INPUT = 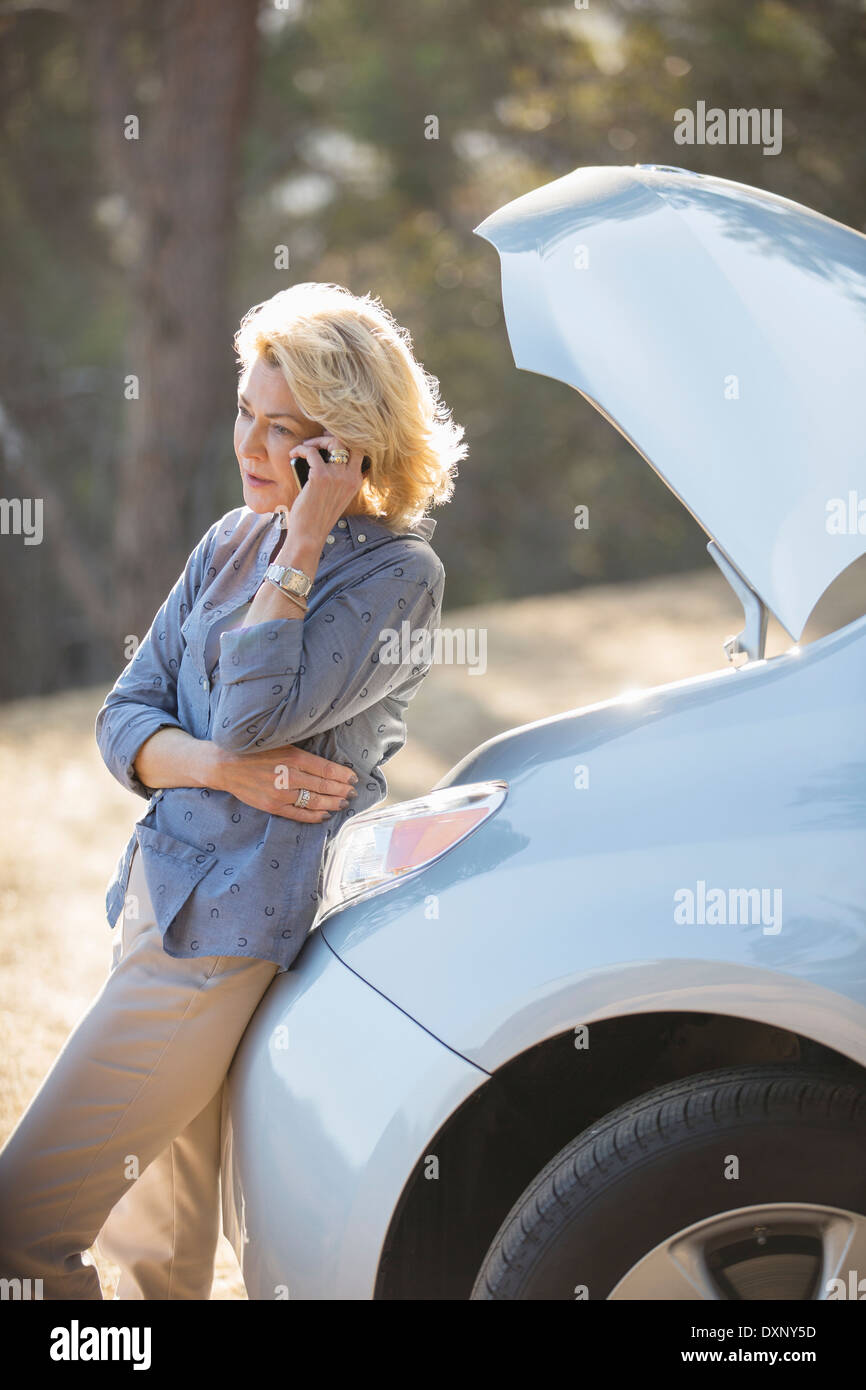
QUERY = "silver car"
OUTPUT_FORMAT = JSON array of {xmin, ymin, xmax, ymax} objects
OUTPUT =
[{"xmin": 221, "ymin": 165, "xmax": 866, "ymax": 1301}]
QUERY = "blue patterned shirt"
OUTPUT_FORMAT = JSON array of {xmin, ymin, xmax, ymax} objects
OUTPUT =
[{"xmin": 95, "ymin": 505, "xmax": 444, "ymax": 972}]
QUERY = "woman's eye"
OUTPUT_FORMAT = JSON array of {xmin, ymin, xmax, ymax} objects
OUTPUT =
[{"xmin": 236, "ymin": 405, "xmax": 294, "ymax": 439}]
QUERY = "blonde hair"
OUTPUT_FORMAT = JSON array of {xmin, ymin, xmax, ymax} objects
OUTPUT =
[{"xmin": 233, "ymin": 282, "xmax": 466, "ymax": 531}]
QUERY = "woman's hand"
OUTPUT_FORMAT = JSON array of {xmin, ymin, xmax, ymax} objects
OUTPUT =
[
  {"xmin": 209, "ymin": 740, "xmax": 359, "ymax": 821},
  {"xmin": 278, "ymin": 433, "xmax": 368, "ymax": 567},
  {"xmin": 242, "ymin": 433, "xmax": 369, "ymax": 625}
]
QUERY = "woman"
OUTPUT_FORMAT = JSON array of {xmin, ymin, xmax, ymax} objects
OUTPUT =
[{"xmin": 0, "ymin": 281, "xmax": 465, "ymax": 1299}]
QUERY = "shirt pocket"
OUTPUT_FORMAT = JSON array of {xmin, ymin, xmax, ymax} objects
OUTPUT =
[{"xmin": 133, "ymin": 821, "xmax": 218, "ymax": 933}]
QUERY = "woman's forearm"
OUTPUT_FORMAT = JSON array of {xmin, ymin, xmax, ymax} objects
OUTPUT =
[
  {"xmin": 130, "ymin": 721, "xmax": 357, "ymax": 822},
  {"xmin": 133, "ymin": 727, "xmax": 220, "ymax": 793},
  {"xmin": 241, "ymin": 534, "xmax": 322, "ymax": 627}
]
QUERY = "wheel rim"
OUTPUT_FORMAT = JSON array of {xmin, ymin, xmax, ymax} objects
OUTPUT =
[{"xmin": 608, "ymin": 1203, "xmax": 866, "ymax": 1300}]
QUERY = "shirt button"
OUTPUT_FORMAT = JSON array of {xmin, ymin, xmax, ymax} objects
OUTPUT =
[
  {"xmin": 337, "ymin": 518, "xmax": 348, "ymax": 528},
  {"xmin": 357, "ymin": 533, "xmax": 366, "ymax": 542},
  {"xmin": 325, "ymin": 534, "xmax": 336, "ymax": 545},
  {"xmin": 200, "ymin": 676, "xmax": 209, "ymax": 689}
]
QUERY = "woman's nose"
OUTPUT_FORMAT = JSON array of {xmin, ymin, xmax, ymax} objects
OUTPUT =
[{"xmin": 239, "ymin": 419, "xmax": 267, "ymax": 458}]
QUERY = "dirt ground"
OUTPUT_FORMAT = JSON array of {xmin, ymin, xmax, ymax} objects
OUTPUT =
[{"xmin": 1, "ymin": 560, "xmax": 861, "ymax": 1298}]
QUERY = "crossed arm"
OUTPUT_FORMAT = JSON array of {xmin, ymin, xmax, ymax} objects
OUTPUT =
[{"xmin": 95, "ymin": 518, "xmax": 442, "ymax": 820}]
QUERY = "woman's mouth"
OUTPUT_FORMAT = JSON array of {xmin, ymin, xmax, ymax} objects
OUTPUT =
[{"xmin": 243, "ymin": 470, "xmax": 273, "ymax": 488}]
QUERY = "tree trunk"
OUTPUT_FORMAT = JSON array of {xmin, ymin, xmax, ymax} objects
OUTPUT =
[{"xmin": 85, "ymin": 0, "xmax": 260, "ymax": 639}]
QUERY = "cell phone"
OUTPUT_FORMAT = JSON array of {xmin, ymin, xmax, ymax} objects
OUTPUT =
[{"xmin": 290, "ymin": 447, "xmax": 372, "ymax": 490}]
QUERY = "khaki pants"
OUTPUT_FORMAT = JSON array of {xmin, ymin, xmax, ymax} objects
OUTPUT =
[{"xmin": 0, "ymin": 844, "xmax": 278, "ymax": 1300}]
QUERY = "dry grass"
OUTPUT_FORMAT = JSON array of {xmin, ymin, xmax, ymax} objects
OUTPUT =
[{"xmin": 1, "ymin": 561, "xmax": 861, "ymax": 1298}]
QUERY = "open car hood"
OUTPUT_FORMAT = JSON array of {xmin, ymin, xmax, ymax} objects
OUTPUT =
[{"xmin": 474, "ymin": 165, "xmax": 866, "ymax": 640}]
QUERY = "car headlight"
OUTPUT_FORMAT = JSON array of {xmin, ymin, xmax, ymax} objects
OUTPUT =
[{"xmin": 315, "ymin": 779, "xmax": 508, "ymax": 922}]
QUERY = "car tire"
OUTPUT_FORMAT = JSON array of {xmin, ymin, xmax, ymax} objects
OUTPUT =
[{"xmin": 470, "ymin": 1064, "xmax": 866, "ymax": 1300}]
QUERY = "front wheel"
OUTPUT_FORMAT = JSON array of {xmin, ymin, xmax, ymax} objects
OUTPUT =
[{"xmin": 471, "ymin": 1064, "xmax": 866, "ymax": 1300}]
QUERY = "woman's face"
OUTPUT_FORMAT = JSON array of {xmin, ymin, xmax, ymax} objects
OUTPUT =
[{"xmin": 234, "ymin": 356, "xmax": 324, "ymax": 515}]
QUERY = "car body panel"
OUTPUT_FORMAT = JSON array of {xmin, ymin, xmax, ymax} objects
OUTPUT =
[
  {"xmin": 474, "ymin": 164, "xmax": 866, "ymax": 639},
  {"xmin": 321, "ymin": 614, "xmax": 866, "ymax": 1072},
  {"xmin": 221, "ymin": 929, "xmax": 487, "ymax": 1300}
]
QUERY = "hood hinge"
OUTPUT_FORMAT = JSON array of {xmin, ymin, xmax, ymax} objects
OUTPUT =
[{"xmin": 707, "ymin": 541, "xmax": 768, "ymax": 666}]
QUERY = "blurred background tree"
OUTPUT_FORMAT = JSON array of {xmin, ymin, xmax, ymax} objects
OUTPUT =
[{"xmin": 0, "ymin": 0, "xmax": 863, "ymax": 697}]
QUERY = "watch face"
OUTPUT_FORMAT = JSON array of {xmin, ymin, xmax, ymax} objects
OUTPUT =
[
  {"xmin": 266, "ymin": 564, "xmax": 309, "ymax": 597},
  {"xmin": 283, "ymin": 569, "xmax": 310, "ymax": 596}
]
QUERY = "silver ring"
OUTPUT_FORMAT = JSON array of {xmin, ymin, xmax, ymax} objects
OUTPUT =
[
  {"xmin": 294, "ymin": 787, "xmax": 311, "ymax": 808},
  {"xmin": 328, "ymin": 447, "xmax": 350, "ymax": 466}
]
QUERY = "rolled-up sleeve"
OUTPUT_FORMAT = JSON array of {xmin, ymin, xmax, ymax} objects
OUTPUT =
[
  {"xmin": 94, "ymin": 521, "xmax": 219, "ymax": 797},
  {"xmin": 211, "ymin": 565, "xmax": 443, "ymax": 754}
]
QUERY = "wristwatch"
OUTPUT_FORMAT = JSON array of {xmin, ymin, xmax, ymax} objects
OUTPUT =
[{"xmin": 264, "ymin": 562, "xmax": 313, "ymax": 601}]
